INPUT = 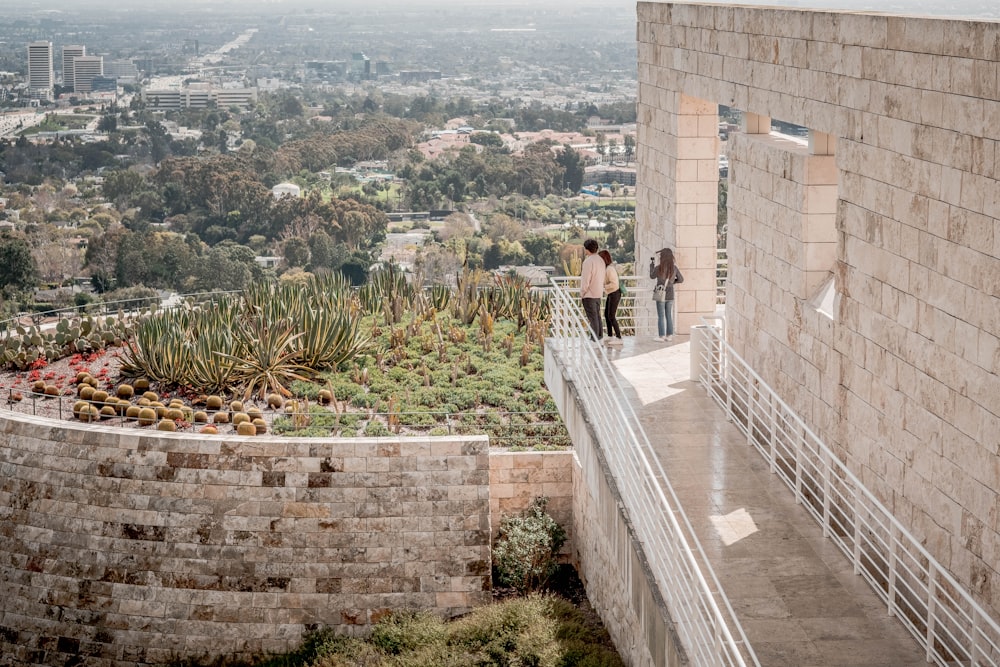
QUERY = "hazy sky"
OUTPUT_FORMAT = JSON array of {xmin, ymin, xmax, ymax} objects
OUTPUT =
[{"xmin": 9, "ymin": 0, "xmax": 1000, "ymax": 19}]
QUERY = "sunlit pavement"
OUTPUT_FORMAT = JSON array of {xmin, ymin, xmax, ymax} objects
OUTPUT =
[{"xmin": 598, "ymin": 335, "xmax": 926, "ymax": 666}]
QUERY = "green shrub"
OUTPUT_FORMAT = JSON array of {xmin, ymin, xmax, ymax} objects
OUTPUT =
[
  {"xmin": 370, "ymin": 611, "xmax": 447, "ymax": 655},
  {"xmin": 352, "ymin": 392, "xmax": 380, "ymax": 409},
  {"xmin": 493, "ymin": 497, "xmax": 567, "ymax": 594},
  {"xmin": 364, "ymin": 420, "xmax": 390, "ymax": 436},
  {"xmin": 288, "ymin": 380, "xmax": 320, "ymax": 399}
]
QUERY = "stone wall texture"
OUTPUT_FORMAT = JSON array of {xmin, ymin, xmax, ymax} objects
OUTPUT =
[
  {"xmin": 0, "ymin": 413, "xmax": 492, "ymax": 666},
  {"xmin": 638, "ymin": 1, "xmax": 1000, "ymax": 620},
  {"xmin": 489, "ymin": 451, "xmax": 574, "ymax": 551}
]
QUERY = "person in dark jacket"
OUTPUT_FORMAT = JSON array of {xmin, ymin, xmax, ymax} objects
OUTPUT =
[{"xmin": 649, "ymin": 247, "xmax": 684, "ymax": 341}]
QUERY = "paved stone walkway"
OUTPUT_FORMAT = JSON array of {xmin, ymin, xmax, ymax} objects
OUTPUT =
[{"xmin": 598, "ymin": 334, "xmax": 927, "ymax": 667}]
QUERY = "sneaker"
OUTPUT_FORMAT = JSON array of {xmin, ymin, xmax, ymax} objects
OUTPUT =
[
  {"xmin": 654, "ymin": 336, "xmax": 664, "ymax": 342},
  {"xmin": 666, "ymin": 335, "xmax": 674, "ymax": 342},
  {"xmin": 607, "ymin": 338, "xmax": 623, "ymax": 347}
]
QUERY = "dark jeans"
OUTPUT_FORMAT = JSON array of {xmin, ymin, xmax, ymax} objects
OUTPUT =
[
  {"xmin": 604, "ymin": 289, "xmax": 621, "ymax": 339},
  {"xmin": 582, "ymin": 297, "xmax": 603, "ymax": 340}
]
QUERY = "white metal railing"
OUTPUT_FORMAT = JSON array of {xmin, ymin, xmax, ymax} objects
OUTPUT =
[
  {"xmin": 717, "ymin": 246, "xmax": 728, "ymax": 306},
  {"xmin": 548, "ymin": 275, "xmax": 657, "ymax": 337},
  {"xmin": 548, "ymin": 278, "xmax": 759, "ymax": 667},
  {"xmin": 695, "ymin": 322, "xmax": 1000, "ymax": 667}
]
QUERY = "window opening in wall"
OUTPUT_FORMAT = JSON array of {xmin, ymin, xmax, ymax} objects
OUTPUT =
[
  {"xmin": 771, "ymin": 118, "xmax": 810, "ymax": 139},
  {"xmin": 717, "ymin": 105, "xmax": 739, "ymax": 307}
]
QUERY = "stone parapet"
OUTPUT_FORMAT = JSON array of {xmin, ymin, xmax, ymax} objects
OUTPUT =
[{"xmin": 0, "ymin": 412, "xmax": 492, "ymax": 666}]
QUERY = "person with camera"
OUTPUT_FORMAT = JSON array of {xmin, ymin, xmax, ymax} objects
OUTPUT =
[{"xmin": 649, "ymin": 247, "xmax": 684, "ymax": 342}]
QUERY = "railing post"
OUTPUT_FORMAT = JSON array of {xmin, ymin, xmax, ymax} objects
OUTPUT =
[
  {"xmin": 927, "ymin": 566, "xmax": 937, "ymax": 663},
  {"xmin": 768, "ymin": 395, "xmax": 778, "ymax": 472},
  {"xmin": 794, "ymin": 428, "xmax": 803, "ymax": 503},
  {"xmin": 822, "ymin": 449, "xmax": 831, "ymax": 539},
  {"xmin": 852, "ymin": 487, "xmax": 862, "ymax": 576},
  {"xmin": 887, "ymin": 523, "xmax": 897, "ymax": 616}
]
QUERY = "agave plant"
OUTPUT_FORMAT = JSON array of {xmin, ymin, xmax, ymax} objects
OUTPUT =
[
  {"xmin": 188, "ymin": 327, "xmax": 241, "ymax": 394},
  {"xmin": 221, "ymin": 315, "xmax": 313, "ymax": 399},
  {"xmin": 296, "ymin": 305, "xmax": 371, "ymax": 371}
]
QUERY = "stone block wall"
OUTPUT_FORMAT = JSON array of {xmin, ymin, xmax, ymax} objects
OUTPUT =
[
  {"xmin": 0, "ymin": 413, "xmax": 491, "ymax": 666},
  {"xmin": 489, "ymin": 451, "xmax": 575, "ymax": 555},
  {"xmin": 638, "ymin": 1, "xmax": 1000, "ymax": 618}
]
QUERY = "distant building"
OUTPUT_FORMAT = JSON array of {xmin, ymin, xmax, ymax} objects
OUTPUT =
[
  {"xmin": 72, "ymin": 55, "xmax": 104, "ymax": 93},
  {"xmin": 103, "ymin": 60, "xmax": 138, "ymax": 82},
  {"xmin": 583, "ymin": 165, "xmax": 636, "ymax": 187},
  {"xmin": 213, "ymin": 87, "xmax": 257, "ymax": 109},
  {"xmin": 272, "ymin": 182, "xmax": 301, "ymax": 199},
  {"xmin": 304, "ymin": 60, "xmax": 347, "ymax": 81},
  {"xmin": 142, "ymin": 85, "xmax": 257, "ymax": 110},
  {"xmin": 27, "ymin": 41, "xmax": 54, "ymax": 100},
  {"xmin": 399, "ymin": 70, "xmax": 442, "ymax": 84},
  {"xmin": 351, "ymin": 53, "xmax": 371, "ymax": 80},
  {"xmin": 90, "ymin": 76, "xmax": 117, "ymax": 94},
  {"xmin": 61, "ymin": 45, "xmax": 85, "ymax": 91}
]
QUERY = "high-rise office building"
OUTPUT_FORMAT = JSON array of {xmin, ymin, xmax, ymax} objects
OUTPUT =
[
  {"xmin": 27, "ymin": 41, "xmax": 54, "ymax": 100},
  {"xmin": 103, "ymin": 59, "xmax": 138, "ymax": 82},
  {"xmin": 72, "ymin": 55, "xmax": 103, "ymax": 93},
  {"xmin": 62, "ymin": 45, "xmax": 85, "ymax": 91}
]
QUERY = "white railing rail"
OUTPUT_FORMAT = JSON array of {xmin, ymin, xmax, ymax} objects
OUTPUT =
[
  {"xmin": 548, "ymin": 277, "xmax": 759, "ymax": 667},
  {"xmin": 695, "ymin": 322, "xmax": 1000, "ymax": 667}
]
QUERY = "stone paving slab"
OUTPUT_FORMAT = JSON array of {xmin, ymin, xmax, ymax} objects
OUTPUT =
[{"xmin": 599, "ymin": 335, "xmax": 926, "ymax": 667}]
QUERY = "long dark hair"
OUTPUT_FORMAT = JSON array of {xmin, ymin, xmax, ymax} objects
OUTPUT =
[
  {"xmin": 598, "ymin": 249, "xmax": 613, "ymax": 267},
  {"xmin": 656, "ymin": 248, "xmax": 675, "ymax": 281}
]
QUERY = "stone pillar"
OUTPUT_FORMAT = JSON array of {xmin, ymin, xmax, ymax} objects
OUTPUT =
[
  {"xmin": 742, "ymin": 113, "xmax": 770, "ymax": 135},
  {"xmin": 674, "ymin": 95, "xmax": 720, "ymax": 332},
  {"xmin": 801, "ymin": 131, "xmax": 838, "ymax": 299},
  {"xmin": 636, "ymin": 89, "xmax": 719, "ymax": 333}
]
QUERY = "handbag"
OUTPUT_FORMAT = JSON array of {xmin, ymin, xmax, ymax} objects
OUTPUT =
[{"xmin": 652, "ymin": 284, "xmax": 666, "ymax": 302}]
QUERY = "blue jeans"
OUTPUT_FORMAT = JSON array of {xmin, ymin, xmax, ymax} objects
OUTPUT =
[{"xmin": 655, "ymin": 299, "xmax": 675, "ymax": 337}]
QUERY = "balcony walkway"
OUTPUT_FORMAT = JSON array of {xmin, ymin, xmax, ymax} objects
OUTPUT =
[{"xmin": 594, "ymin": 333, "xmax": 926, "ymax": 667}]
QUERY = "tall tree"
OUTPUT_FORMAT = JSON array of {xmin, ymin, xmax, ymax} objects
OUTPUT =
[{"xmin": 0, "ymin": 233, "xmax": 38, "ymax": 296}]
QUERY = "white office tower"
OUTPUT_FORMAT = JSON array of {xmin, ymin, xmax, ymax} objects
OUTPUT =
[
  {"xmin": 62, "ymin": 45, "xmax": 85, "ymax": 91},
  {"xmin": 72, "ymin": 55, "xmax": 104, "ymax": 93},
  {"xmin": 27, "ymin": 41, "xmax": 54, "ymax": 100}
]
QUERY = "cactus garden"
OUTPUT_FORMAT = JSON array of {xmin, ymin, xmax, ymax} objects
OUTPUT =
[{"xmin": 0, "ymin": 267, "xmax": 569, "ymax": 450}]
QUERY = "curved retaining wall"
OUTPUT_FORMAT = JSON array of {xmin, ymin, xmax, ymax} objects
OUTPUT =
[{"xmin": 0, "ymin": 412, "xmax": 492, "ymax": 665}]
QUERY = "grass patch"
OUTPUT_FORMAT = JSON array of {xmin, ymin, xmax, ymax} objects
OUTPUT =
[{"xmin": 176, "ymin": 594, "xmax": 622, "ymax": 667}]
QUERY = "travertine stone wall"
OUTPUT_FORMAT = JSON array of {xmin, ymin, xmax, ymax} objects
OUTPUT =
[
  {"xmin": 0, "ymin": 413, "xmax": 491, "ymax": 666},
  {"xmin": 489, "ymin": 451, "xmax": 575, "ymax": 552},
  {"xmin": 638, "ymin": 1, "xmax": 1000, "ymax": 618},
  {"xmin": 637, "ymin": 92, "xmax": 720, "ymax": 333},
  {"xmin": 545, "ymin": 346, "xmax": 684, "ymax": 667}
]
